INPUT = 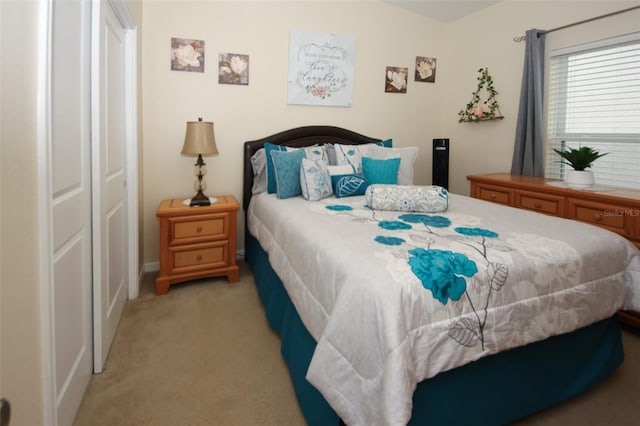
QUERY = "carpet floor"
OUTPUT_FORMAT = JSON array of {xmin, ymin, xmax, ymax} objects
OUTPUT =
[{"xmin": 73, "ymin": 260, "xmax": 640, "ymax": 425}]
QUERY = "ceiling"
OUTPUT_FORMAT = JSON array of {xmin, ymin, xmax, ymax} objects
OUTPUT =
[{"xmin": 382, "ymin": 0, "xmax": 501, "ymax": 22}]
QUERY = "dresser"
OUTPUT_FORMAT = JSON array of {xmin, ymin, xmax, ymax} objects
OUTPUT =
[
  {"xmin": 156, "ymin": 196, "xmax": 240, "ymax": 295},
  {"xmin": 467, "ymin": 173, "xmax": 640, "ymax": 328}
]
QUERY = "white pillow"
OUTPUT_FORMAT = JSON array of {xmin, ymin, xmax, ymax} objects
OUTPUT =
[
  {"xmin": 333, "ymin": 143, "xmax": 383, "ymax": 172},
  {"xmin": 250, "ymin": 148, "xmax": 267, "ymax": 194},
  {"xmin": 300, "ymin": 159, "xmax": 333, "ymax": 201},
  {"xmin": 362, "ymin": 145, "xmax": 418, "ymax": 185},
  {"xmin": 365, "ymin": 184, "xmax": 448, "ymax": 212}
]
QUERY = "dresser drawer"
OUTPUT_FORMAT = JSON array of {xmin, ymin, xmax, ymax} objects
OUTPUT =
[
  {"xmin": 170, "ymin": 241, "xmax": 229, "ymax": 272},
  {"xmin": 567, "ymin": 198, "xmax": 633, "ymax": 238},
  {"xmin": 169, "ymin": 212, "xmax": 229, "ymax": 245},
  {"xmin": 476, "ymin": 184, "xmax": 512, "ymax": 206},
  {"xmin": 515, "ymin": 190, "xmax": 564, "ymax": 216}
]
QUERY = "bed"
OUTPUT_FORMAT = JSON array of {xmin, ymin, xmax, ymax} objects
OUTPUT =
[{"xmin": 242, "ymin": 125, "xmax": 640, "ymax": 426}]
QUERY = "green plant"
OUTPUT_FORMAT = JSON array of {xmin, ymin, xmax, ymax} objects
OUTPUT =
[
  {"xmin": 553, "ymin": 146, "xmax": 608, "ymax": 171},
  {"xmin": 458, "ymin": 68, "xmax": 502, "ymax": 122}
]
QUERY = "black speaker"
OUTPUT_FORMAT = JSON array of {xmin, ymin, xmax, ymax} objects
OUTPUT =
[{"xmin": 432, "ymin": 138, "xmax": 449, "ymax": 189}]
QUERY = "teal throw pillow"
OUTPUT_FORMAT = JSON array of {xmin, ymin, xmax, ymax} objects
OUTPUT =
[
  {"xmin": 270, "ymin": 149, "xmax": 307, "ymax": 199},
  {"xmin": 331, "ymin": 173, "xmax": 369, "ymax": 198},
  {"xmin": 264, "ymin": 143, "xmax": 287, "ymax": 194},
  {"xmin": 362, "ymin": 157, "xmax": 400, "ymax": 184}
]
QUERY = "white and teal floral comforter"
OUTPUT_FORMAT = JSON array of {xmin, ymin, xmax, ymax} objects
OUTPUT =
[{"xmin": 247, "ymin": 192, "xmax": 640, "ymax": 426}]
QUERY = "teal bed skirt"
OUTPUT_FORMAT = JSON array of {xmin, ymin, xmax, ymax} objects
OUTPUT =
[{"xmin": 246, "ymin": 233, "xmax": 624, "ymax": 426}]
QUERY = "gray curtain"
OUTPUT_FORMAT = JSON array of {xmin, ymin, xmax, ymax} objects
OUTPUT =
[{"xmin": 510, "ymin": 29, "xmax": 545, "ymax": 176}]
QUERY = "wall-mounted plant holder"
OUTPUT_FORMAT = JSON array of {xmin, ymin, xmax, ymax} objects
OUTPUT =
[{"xmin": 458, "ymin": 68, "xmax": 504, "ymax": 122}]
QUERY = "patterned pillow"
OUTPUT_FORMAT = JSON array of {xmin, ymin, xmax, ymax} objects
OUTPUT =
[
  {"xmin": 264, "ymin": 143, "xmax": 327, "ymax": 194},
  {"xmin": 332, "ymin": 140, "xmax": 392, "ymax": 170},
  {"xmin": 270, "ymin": 149, "xmax": 307, "ymax": 199},
  {"xmin": 331, "ymin": 173, "xmax": 370, "ymax": 198},
  {"xmin": 362, "ymin": 157, "xmax": 400, "ymax": 184},
  {"xmin": 300, "ymin": 158, "xmax": 332, "ymax": 201},
  {"xmin": 364, "ymin": 184, "xmax": 448, "ymax": 212}
]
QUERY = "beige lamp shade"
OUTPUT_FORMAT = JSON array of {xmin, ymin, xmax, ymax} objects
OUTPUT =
[{"xmin": 181, "ymin": 119, "xmax": 218, "ymax": 156}]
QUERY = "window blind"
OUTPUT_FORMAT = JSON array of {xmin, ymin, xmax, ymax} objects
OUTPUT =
[{"xmin": 546, "ymin": 32, "xmax": 640, "ymax": 190}]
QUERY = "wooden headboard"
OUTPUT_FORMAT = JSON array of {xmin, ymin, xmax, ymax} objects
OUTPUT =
[{"xmin": 242, "ymin": 125, "xmax": 381, "ymax": 211}]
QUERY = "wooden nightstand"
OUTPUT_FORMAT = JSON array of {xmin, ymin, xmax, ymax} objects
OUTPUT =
[{"xmin": 155, "ymin": 195, "xmax": 240, "ymax": 295}]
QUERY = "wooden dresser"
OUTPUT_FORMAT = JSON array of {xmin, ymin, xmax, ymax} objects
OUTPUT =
[
  {"xmin": 467, "ymin": 173, "xmax": 640, "ymax": 328},
  {"xmin": 156, "ymin": 196, "xmax": 240, "ymax": 295}
]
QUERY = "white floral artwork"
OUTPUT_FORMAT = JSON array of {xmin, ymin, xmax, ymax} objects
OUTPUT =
[
  {"xmin": 385, "ymin": 66, "xmax": 408, "ymax": 93},
  {"xmin": 171, "ymin": 38, "xmax": 204, "ymax": 73},
  {"xmin": 219, "ymin": 53, "xmax": 249, "ymax": 85},
  {"xmin": 288, "ymin": 29, "xmax": 355, "ymax": 107},
  {"xmin": 415, "ymin": 56, "xmax": 436, "ymax": 82}
]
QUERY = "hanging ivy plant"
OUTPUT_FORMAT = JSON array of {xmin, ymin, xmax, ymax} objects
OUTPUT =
[{"xmin": 458, "ymin": 68, "xmax": 503, "ymax": 122}]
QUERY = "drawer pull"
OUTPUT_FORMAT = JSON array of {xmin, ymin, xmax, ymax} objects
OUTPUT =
[
  {"xmin": 196, "ymin": 255, "xmax": 203, "ymax": 262},
  {"xmin": 593, "ymin": 214, "xmax": 602, "ymax": 222},
  {"xmin": 490, "ymin": 194, "xmax": 496, "ymax": 199},
  {"xmin": 196, "ymin": 226, "xmax": 203, "ymax": 233},
  {"xmin": 534, "ymin": 202, "xmax": 542, "ymax": 209}
]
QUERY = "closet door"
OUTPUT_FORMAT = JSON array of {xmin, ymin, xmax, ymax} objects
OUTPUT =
[{"xmin": 49, "ymin": 0, "xmax": 93, "ymax": 424}]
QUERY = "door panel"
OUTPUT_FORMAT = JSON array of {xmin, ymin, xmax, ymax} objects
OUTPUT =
[
  {"xmin": 50, "ymin": 0, "xmax": 93, "ymax": 424},
  {"xmin": 93, "ymin": 0, "xmax": 128, "ymax": 372}
]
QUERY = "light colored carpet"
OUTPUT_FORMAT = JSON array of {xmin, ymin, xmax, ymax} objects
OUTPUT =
[{"xmin": 74, "ymin": 260, "xmax": 640, "ymax": 425}]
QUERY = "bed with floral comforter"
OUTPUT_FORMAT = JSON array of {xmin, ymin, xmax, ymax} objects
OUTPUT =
[{"xmin": 248, "ymin": 190, "xmax": 640, "ymax": 426}]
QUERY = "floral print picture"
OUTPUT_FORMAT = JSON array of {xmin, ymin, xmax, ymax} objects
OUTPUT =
[
  {"xmin": 219, "ymin": 53, "xmax": 249, "ymax": 85},
  {"xmin": 385, "ymin": 66, "xmax": 408, "ymax": 93},
  {"xmin": 415, "ymin": 56, "xmax": 436, "ymax": 82},
  {"xmin": 171, "ymin": 38, "xmax": 204, "ymax": 73}
]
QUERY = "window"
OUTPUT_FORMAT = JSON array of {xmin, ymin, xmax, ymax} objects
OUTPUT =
[{"xmin": 546, "ymin": 32, "xmax": 640, "ymax": 189}]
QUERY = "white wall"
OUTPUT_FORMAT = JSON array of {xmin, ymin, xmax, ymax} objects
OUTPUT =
[
  {"xmin": 141, "ymin": 0, "xmax": 448, "ymax": 262},
  {"xmin": 0, "ymin": 1, "xmax": 45, "ymax": 425}
]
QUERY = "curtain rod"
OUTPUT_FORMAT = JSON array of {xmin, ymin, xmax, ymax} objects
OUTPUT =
[{"xmin": 513, "ymin": 5, "xmax": 640, "ymax": 42}]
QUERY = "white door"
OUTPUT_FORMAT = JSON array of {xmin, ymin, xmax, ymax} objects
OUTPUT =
[
  {"xmin": 49, "ymin": 0, "xmax": 93, "ymax": 424},
  {"xmin": 92, "ymin": 0, "xmax": 129, "ymax": 373}
]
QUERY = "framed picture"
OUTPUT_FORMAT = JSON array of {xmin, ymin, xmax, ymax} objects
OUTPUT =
[
  {"xmin": 287, "ymin": 29, "xmax": 355, "ymax": 107},
  {"xmin": 171, "ymin": 38, "xmax": 205, "ymax": 73},
  {"xmin": 415, "ymin": 57, "xmax": 436, "ymax": 82},
  {"xmin": 219, "ymin": 53, "xmax": 249, "ymax": 85},
  {"xmin": 385, "ymin": 66, "xmax": 408, "ymax": 93}
]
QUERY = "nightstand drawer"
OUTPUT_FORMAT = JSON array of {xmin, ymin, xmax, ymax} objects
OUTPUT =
[
  {"xmin": 516, "ymin": 191, "xmax": 564, "ymax": 216},
  {"xmin": 169, "ymin": 212, "xmax": 229, "ymax": 245},
  {"xmin": 171, "ymin": 241, "xmax": 229, "ymax": 271}
]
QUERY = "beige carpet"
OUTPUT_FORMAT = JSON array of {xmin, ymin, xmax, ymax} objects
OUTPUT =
[{"xmin": 74, "ymin": 260, "xmax": 640, "ymax": 425}]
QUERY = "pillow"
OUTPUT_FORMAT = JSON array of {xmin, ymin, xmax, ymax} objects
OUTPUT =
[
  {"xmin": 265, "ymin": 143, "xmax": 327, "ymax": 194},
  {"xmin": 270, "ymin": 149, "xmax": 307, "ymax": 199},
  {"xmin": 264, "ymin": 143, "xmax": 287, "ymax": 194},
  {"xmin": 331, "ymin": 173, "xmax": 370, "ymax": 198},
  {"xmin": 327, "ymin": 164, "xmax": 356, "ymax": 176},
  {"xmin": 250, "ymin": 148, "xmax": 267, "ymax": 194},
  {"xmin": 300, "ymin": 158, "xmax": 332, "ymax": 201},
  {"xmin": 362, "ymin": 145, "xmax": 418, "ymax": 185},
  {"xmin": 365, "ymin": 184, "xmax": 448, "ymax": 212},
  {"xmin": 362, "ymin": 157, "xmax": 400, "ymax": 184},
  {"xmin": 332, "ymin": 141, "xmax": 391, "ymax": 170}
]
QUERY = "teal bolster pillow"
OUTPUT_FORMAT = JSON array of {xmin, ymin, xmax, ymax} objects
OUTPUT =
[{"xmin": 362, "ymin": 157, "xmax": 400, "ymax": 184}]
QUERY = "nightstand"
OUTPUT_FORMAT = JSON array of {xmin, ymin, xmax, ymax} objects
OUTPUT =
[{"xmin": 155, "ymin": 195, "xmax": 240, "ymax": 295}]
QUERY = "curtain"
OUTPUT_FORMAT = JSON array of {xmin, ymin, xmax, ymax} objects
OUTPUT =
[{"xmin": 510, "ymin": 29, "xmax": 545, "ymax": 176}]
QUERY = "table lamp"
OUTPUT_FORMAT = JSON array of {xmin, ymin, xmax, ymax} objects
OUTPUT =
[{"xmin": 181, "ymin": 118, "xmax": 218, "ymax": 206}]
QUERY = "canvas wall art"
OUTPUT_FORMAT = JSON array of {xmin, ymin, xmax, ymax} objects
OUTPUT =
[
  {"xmin": 415, "ymin": 57, "xmax": 436, "ymax": 82},
  {"xmin": 219, "ymin": 53, "xmax": 249, "ymax": 85},
  {"xmin": 171, "ymin": 38, "xmax": 205, "ymax": 73},
  {"xmin": 385, "ymin": 66, "xmax": 408, "ymax": 93},
  {"xmin": 287, "ymin": 29, "xmax": 355, "ymax": 107}
]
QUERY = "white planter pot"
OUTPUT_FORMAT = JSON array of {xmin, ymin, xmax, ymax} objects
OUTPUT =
[{"xmin": 565, "ymin": 170, "xmax": 594, "ymax": 187}]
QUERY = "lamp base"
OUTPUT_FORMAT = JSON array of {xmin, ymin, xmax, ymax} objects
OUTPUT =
[{"xmin": 189, "ymin": 190, "xmax": 211, "ymax": 207}]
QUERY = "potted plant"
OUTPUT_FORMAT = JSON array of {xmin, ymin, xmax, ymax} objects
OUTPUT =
[{"xmin": 553, "ymin": 146, "xmax": 607, "ymax": 187}]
